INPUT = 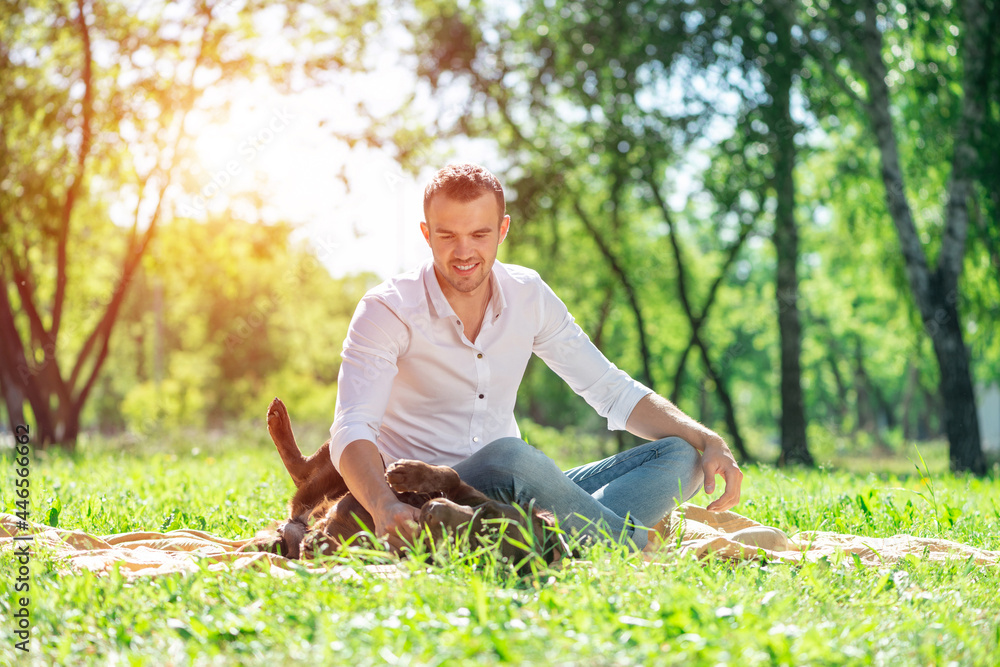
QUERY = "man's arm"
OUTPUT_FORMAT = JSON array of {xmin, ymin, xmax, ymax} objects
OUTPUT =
[
  {"xmin": 338, "ymin": 439, "xmax": 420, "ymax": 551},
  {"xmin": 329, "ymin": 295, "xmax": 418, "ymax": 549},
  {"xmin": 527, "ymin": 274, "xmax": 743, "ymax": 510},
  {"xmin": 625, "ymin": 393, "xmax": 743, "ymax": 512}
]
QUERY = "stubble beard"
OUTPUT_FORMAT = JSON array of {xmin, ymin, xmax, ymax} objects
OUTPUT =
[
  {"xmin": 447, "ymin": 268, "xmax": 487, "ymax": 294},
  {"xmin": 437, "ymin": 258, "xmax": 491, "ymax": 295}
]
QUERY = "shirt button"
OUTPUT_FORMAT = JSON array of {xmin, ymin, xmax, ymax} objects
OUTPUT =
[
  {"xmin": 478, "ymin": 394, "xmax": 484, "ymax": 399},
  {"xmin": 477, "ymin": 353, "xmax": 483, "ymax": 359},
  {"xmin": 473, "ymin": 437, "xmax": 479, "ymax": 443}
]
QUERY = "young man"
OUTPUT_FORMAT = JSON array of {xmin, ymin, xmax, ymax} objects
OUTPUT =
[{"xmin": 331, "ymin": 163, "xmax": 742, "ymax": 554}]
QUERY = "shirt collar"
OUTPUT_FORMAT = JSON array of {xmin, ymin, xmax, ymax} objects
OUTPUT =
[{"xmin": 421, "ymin": 260, "xmax": 506, "ymax": 321}]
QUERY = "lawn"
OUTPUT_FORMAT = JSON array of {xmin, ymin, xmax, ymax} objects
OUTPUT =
[{"xmin": 2, "ymin": 429, "xmax": 999, "ymax": 665}]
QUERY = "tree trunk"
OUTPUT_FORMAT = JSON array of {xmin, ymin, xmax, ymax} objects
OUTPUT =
[
  {"xmin": 0, "ymin": 357, "xmax": 26, "ymax": 435},
  {"xmin": 825, "ymin": 346, "xmax": 849, "ymax": 430},
  {"xmin": 852, "ymin": 336, "xmax": 890, "ymax": 452},
  {"xmin": 698, "ymin": 378, "xmax": 711, "ymax": 425},
  {"xmin": 0, "ymin": 282, "xmax": 56, "ymax": 445},
  {"xmin": 765, "ymin": 3, "xmax": 813, "ymax": 467},
  {"xmin": 900, "ymin": 358, "xmax": 919, "ymax": 440},
  {"xmin": 591, "ymin": 285, "xmax": 615, "ymax": 352},
  {"xmin": 852, "ymin": 338, "xmax": 875, "ymax": 435},
  {"xmin": 927, "ymin": 278, "xmax": 985, "ymax": 472},
  {"xmin": 852, "ymin": 0, "xmax": 986, "ymax": 473},
  {"xmin": 697, "ymin": 341, "xmax": 753, "ymax": 462}
]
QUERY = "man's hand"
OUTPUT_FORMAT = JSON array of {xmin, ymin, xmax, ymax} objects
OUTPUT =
[
  {"xmin": 340, "ymin": 440, "xmax": 424, "ymax": 553},
  {"xmin": 624, "ymin": 394, "xmax": 745, "ymax": 511},
  {"xmin": 372, "ymin": 499, "xmax": 421, "ymax": 553},
  {"xmin": 700, "ymin": 438, "xmax": 743, "ymax": 512}
]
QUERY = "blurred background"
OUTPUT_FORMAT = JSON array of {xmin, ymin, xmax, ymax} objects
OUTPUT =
[{"xmin": 1, "ymin": 0, "xmax": 997, "ymax": 473}]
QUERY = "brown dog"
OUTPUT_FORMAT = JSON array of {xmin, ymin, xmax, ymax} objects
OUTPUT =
[{"xmin": 245, "ymin": 398, "xmax": 564, "ymax": 569}]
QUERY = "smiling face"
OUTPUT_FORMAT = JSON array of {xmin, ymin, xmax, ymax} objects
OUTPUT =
[{"xmin": 420, "ymin": 192, "xmax": 510, "ymax": 301}]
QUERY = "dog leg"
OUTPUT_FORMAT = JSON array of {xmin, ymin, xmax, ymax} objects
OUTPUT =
[{"xmin": 386, "ymin": 459, "xmax": 499, "ymax": 510}]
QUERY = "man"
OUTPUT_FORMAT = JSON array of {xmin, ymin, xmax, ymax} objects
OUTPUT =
[{"xmin": 331, "ymin": 163, "xmax": 742, "ymax": 555}]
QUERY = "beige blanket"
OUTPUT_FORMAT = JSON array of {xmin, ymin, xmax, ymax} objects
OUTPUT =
[
  {"xmin": 655, "ymin": 504, "xmax": 999, "ymax": 566},
  {"xmin": 2, "ymin": 505, "xmax": 995, "ymax": 580},
  {"xmin": 0, "ymin": 513, "xmax": 400, "ymax": 581}
]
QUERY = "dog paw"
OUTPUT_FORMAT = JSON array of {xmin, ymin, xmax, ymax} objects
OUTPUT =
[
  {"xmin": 238, "ymin": 531, "xmax": 286, "ymax": 556},
  {"xmin": 385, "ymin": 460, "xmax": 425, "ymax": 493},
  {"xmin": 386, "ymin": 460, "xmax": 461, "ymax": 494}
]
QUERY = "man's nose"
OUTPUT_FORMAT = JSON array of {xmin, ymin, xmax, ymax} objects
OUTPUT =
[{"xmin": 455, "ymin": 236, "xmax": 473, "ymax": 257}]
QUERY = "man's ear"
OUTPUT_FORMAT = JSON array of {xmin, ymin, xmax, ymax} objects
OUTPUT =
[
  {"xmin": 420, "ymin": 221, "xmax": 431, "ymax": 246},
  {"xmin": 498, "ymin": 215, "xmax": 510, "ymax": 245}
]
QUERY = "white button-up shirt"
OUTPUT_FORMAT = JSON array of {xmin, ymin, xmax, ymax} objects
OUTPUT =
[{"xmin": 329, "ymin": 260, "xmax": 652, "ymax": 471}]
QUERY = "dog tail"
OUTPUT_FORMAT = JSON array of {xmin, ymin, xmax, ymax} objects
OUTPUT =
[{"xmin": 267, "ymin": 397, "xmax": 332, "ymax": 488}]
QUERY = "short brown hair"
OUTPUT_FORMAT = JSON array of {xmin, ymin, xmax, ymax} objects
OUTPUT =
[{"xmin": 423, "ymin": 163, "xmax": 506, "ymax": 224}]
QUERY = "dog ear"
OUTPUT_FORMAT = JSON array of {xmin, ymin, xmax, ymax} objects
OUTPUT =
[{"xmin": 277, "ymin": 519, "xmax": 308, "ymax": 559}]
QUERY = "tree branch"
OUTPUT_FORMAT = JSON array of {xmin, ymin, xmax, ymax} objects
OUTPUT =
[
  {"xmin": 853, "ymin": 1, "xmax": 935, "ymax": 320},
  {"xmin": 52, "ymin": 0, "xmax": 95, "ymax": 340},
  {"xmin": 644, "ymin": 170, "xmax": 754, "ymax": 460},
  {"xmin": 668, "ymin": 219, "xmax": 754, "ymax": 402},
  {"xmin": 939, "ymin": 0, "xmax": 989, "ymax": 287},
  {"xmin": 799, "ymin": 26, "xmax": 871, "ymax": 113},
  {"xmin": 694, "ymin": 329, "xmax": 753, "ymax": 462},
  {"xmin": 571, "ymin": 199, "xmax": 655, "ymax": 390},
  {"xmin": 9, "ymin": 259, "xmax": 51, "ymax": 349},
  {"xmin": 70, "ymin": 6, "xmax": 213, "ymax": 398}
]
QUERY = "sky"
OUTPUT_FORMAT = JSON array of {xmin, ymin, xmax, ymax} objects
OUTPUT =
[
  {"xmin": 99, "ymin": 0, "xmax": 769, "ymax": 284},
  {"xmin": 106, "ymin": 4, "xmax": 461, "ymax": 282},
  {"xmin": 181, "ymin": 1, "xmax": 528, "ymax": 283},
  {"xmin": 139, "ymin": 4, "xmax": 762, "ymax": 283},
  {"xmin": 175, "ymin": 80, "xmax": 436, "ymax": 281}
]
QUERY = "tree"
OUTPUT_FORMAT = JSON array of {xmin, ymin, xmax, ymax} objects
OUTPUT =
[
  {"xmin": 0, "ymin": 0, "xmax": 376, "ymax": 447},
  {"xmin": 809, "ymin": 0, "xmax": 989, "ymax": 472},
  {"xmin": 86, "ymin": 214, "xmax": 375, "ymax": 434},
  {"xmin": 390, "ymin": 0, "xmax": 995, "ymax": 468},
  {"xmin": 684, "ymin": 0, "xmax": 814, "ymax": 465},
  {"xmin": 400, "ymin": 0, "xmax": 768, "ymax": 457}
]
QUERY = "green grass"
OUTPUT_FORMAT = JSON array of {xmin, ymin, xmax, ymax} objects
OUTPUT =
[{"xmin": 2, "ymin": 433, "xmax": 999, "ymax": 665}]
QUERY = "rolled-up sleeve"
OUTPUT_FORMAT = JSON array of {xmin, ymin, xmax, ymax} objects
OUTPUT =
[
  {"xmin": 329, "ymin": 296, "xmax": 410, "ymax": 472},
  {"xmin": 531, "ymin": 281, "xmax": 652, "ymax": 430}
]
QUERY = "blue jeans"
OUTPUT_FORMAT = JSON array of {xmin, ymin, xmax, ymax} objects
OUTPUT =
[{"xmin": 451, "ymin": 437, "xmax": 705, "ymax": 551}]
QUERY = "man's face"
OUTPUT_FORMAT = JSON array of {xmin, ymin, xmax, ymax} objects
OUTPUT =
[{"xmin": 420, "ymin": 193, "xmax": 510, "ymax": 299}]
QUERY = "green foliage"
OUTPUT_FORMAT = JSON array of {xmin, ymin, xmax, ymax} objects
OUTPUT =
[
  {"xmin": 394, "ymin": 0, "xmax": 999, "ymax": 466},
  {"xmin": 4, "ymin": 0, "xmax": 997, "ymax": 461},
  {"xmin": 2, "ymin": 441, "xmax": 998, "ymax": 664},
  {"xmin": 0, "ymin": 0, "xmax": 382, "ymax": 445},
  {"xmin": 81, "ymin": 217, "xmax": 375, "ymax": 433}
]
